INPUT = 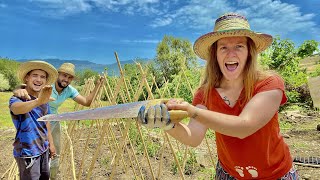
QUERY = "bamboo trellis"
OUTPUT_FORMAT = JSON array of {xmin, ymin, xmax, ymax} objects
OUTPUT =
[{"xmin": 2, "ymin": 52, "xmax": 217, "ymax": 180}]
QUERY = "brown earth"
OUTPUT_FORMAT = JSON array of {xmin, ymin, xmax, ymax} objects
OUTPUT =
[{"xmin": 1, "ymin": 109, "xmax": 320, "ymax": 180}]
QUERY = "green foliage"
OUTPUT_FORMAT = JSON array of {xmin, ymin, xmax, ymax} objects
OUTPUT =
[
  {"xmin": 259, "ymin": 36, "xmax": 310, "ymax": 106},
  {"xmin": 152, "ymin": 35, "xmax": 197, "ymax": 87},
  {"xmin": 269, "ymin": 36, "xmax": 298, "ymax": 71},
  {"xmin": 0, "ymin": 73, "xmax": 10, "ymax": 91},
  {"xmin": 297, "ymin": 40, "xmax": 319, "ymax": 59},
  {"xmin": 161, "ymin": 68, "xmax": 201, "ymax": 102},
  {"xmin": 0, "ymin": 92, "xmax": 14, "ymax": 128},
  {"xmin": 0, "ymin": 58, "xmax": 20, "ymax": 90},
  {"xmin": 171, "ymin": 149, "xmax": 200, "ymax": 175},
  {"xmin": 309, "ymin": 64, "xmax": 320, "ymax": 77},
  {"xmin": 75, "ymin": 69, "xmax": 99, "ymax": 86},
  {"xmin": 285, "ymin": 91, "xmax": 300, "ymax": 103}
]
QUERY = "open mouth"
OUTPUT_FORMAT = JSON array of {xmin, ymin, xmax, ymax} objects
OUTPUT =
[
  {"xmin": 34, "ymin": 83, "xmax": 42, "ymax": 87},
  {"xmin": 225, "ymin": 62, "xmax": 239, "ymax": 71}
]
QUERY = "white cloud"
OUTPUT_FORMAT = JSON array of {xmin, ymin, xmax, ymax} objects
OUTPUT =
[
  {"xmin": 149, "ymin": 0, "xmax": 318, "ymax": 39},
  {"xmin": 234, "ymin": 0, "xmax": 318, "ymax": 36},
  {"xmin": 29, "ymin": 0, "xmax": 164, "ymax": 16},
  {"xmin": 27, "ymin": 0, "xmax": 319, "ymax": 38},
  {"xmin": 150, "ymin": 17, "xmax": 173, "ymax": 28}
]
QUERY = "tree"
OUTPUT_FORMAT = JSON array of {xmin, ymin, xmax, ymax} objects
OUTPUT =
[
  {"xmin": 75, "ymin": 69, "xmax": 99, "ymax": 86},
  {"xmin": 153, "ymin": 35, "xmax": 197, "ymax": 87},
  {"xmin": 0, "ymin": 58, "xmax": 20, "ymax": 90},
  {"xmin": 297, "ymin": 40, "xmax": 319, "ymax": 59},
  {"xmin": 259, "ymin": 36, "xmax": 309, "ymax": 105}
]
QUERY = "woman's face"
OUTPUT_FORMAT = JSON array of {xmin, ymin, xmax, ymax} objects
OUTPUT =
[{"xmin": 216, "ymin": 36, "xmax": 248, "ymax": 81}]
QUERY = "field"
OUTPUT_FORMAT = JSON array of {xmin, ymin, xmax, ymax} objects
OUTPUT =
[{"xmin": 1, "ymin": 91, "xmax": 320, "ymax": 179}]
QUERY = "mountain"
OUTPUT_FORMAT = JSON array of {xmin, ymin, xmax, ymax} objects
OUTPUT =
[{"xmin": 17, "ymin": 58, "xmax": 152, "ymax": 76}]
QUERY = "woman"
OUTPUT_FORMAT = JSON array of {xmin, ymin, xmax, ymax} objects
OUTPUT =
[{"xmin": 138, "ymin": 13, "xmax": 299, "ymax": 179}]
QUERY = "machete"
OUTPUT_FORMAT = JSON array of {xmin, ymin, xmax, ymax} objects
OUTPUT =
[{"xmin": 37, "ymin": 99, "xmax": 189, "ymax": 123}]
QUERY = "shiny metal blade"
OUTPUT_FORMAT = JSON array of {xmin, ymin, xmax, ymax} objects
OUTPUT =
[{"xmin": 38, "ymin": 101, "xmax": 148, "ymax": 121}]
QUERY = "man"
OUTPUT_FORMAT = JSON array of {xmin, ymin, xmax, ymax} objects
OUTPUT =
[
  {"xmin": 14, "ymin": 62, "xmax": 104, "ymax": 179},
  {"xmin": 10, "ymin": 60, "xmax": 58, "ymax": 179}
]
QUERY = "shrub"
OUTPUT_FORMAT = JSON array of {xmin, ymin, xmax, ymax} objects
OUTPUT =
[{"xmin": 0, "ymin": 73, "xmax": 10, "ymax": 91}]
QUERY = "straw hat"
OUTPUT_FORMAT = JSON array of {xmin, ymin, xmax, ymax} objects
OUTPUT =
[
  {"xmin": 58, "ymin": 63, "xmax": 76, "ymax": 77},
  {"xmin": 193, "ymin": 13, "xmax": 273, "ymax": 61},
  {"xmin": 18, "ymin": 61, "xmax": 58, "ymax": 85}
]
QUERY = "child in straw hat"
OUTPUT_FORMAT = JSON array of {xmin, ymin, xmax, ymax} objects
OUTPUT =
[
  {"xmin": 13, "ymin": 62, "xmax": 105, "ymax": 179},
  {"xmin": 138, "ymin": 13, "xmax": 299, "ymax": 179},
  {"xmin": 9, "ymin": 61, "xmax": 58, "ymax": 180}
]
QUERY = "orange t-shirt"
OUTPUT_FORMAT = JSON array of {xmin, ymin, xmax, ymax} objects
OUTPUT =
[{"xmin": 192, "ymin": 75, "xmax": 292, "ymax": 179}]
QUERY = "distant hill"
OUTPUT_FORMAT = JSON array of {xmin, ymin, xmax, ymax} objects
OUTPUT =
[{"xmin": 17, "ymin": 58, "xmax": 152, "ymax": 76}]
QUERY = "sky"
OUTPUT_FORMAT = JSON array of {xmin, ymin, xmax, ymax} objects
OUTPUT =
[{"xmin": 0, "ymin": 0, "xmax": 319, "ymax": 65}]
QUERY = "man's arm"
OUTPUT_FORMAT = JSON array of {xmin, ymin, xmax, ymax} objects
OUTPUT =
[
  {"xmin": 10, "ymin": 86, "xmax": 54, "ymax": 115},
  {"xmin": 73, "ymin": 76, "xmax": 104, "ymax": 107},
  {"xmin": 46, "ymin": 121, "xmax": 56, "ymax": 158}
]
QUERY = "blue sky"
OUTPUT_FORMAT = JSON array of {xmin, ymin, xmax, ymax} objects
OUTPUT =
[{"xmin": 0, "ymin": 0, "xmax": 319, "ymax": 65}]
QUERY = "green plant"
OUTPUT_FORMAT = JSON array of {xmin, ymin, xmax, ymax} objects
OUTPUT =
[
  {"xmin": 171, "ymin": 149, "xmax": 200, "ymax": 175},
  {"xmin": 0, "ymin": 73, "xmax": 10, "ymax": 91},
  {"xmin": 309, "ymin": 64, "xmax": 320, "ymax": 77}
]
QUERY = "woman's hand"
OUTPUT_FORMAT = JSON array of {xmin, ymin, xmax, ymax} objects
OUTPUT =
[
  {"xmin": 137, "ymin": 103, "xmax": 175, "ymax": 130},
  {"xmin": 166, "ymin": 99, "xmax": 197, "ymax": 118}
]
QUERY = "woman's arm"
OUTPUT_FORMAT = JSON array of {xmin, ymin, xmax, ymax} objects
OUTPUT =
[{"xmin": 168, "ymin": 89, "xmax": 283, "ymax": 139}]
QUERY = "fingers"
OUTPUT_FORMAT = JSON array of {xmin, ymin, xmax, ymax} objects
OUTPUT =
[
  {"xmin": 152, "ymin": 105, "xmax": 163, "ymax": 128},
  {"xmin": 137, "ymin": 106, "xmax": 147, "ymax": 124},
  {"xmin": 96, "ymin": 75, "xmax": 105, "ymax": 85},
  {"xmin": 14, "ymin": 89, "xmax": 31, "ymax": 100},
  {"xmin": 138, "ymin": 104, "xmax": 173, "ymax": 130},
  {"xmin": 160, "ymin": 104, "xmax": 171, "ymax": 126},
  {"xmin": 37, "ymin": 85, "xmax": 53, "ymax": 104},
  {"xmin": 49, "ymin": 97, "xmax": 56, "ymax": 101},
  {"xmin": 166, "ymin": 99, "xmax": 188, "ymax": 111}
]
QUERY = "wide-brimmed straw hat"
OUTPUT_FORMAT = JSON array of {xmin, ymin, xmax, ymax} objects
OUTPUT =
[
  {"xmin": 18, "ymin": 60, "xmax": 58, "ymax": 85},
  {"xmin": 58, "ymin": 63, "xmax": 76, "ymax": 77},
  {"xmin": 193, "ymin": 12, "xmax": 273, "ymax": 61}
]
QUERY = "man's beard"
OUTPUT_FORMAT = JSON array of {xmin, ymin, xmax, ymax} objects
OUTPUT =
[{"xmin": 57, "ymin": 80, "xmax": 69, "ymax": 89}]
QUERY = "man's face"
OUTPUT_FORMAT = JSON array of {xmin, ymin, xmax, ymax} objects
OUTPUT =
[
  {"xmin": 57, "ymin": 72, "xmax": 74, "ymax": 89},
  {"xmin": 25, "ymin": 69, "xmax": 47, "ymax": 92}
]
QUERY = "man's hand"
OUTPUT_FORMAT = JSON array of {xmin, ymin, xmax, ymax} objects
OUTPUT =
[
  {"xmin": 95, "ymin": 76, "xmax": 105, "ymax": 86},
  {"xmin": 49, "ymin": 144, "xmax": 57, "ymax": 159},
  {"xmin": 13, "ymin": 88, "xmax": 31, "ymax": 100},
  {"xmin": 137, "ymin": 104, "xmax": 175, "ymax": 131},
  {"xmin": 37, "ymin": 85, "xmax": 55, "ymax": 105}
]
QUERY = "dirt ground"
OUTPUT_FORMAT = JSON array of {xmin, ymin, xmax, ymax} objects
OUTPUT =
[{"xmin": 1, "ymin": 109, "xmax": 320, "ymax": 180}]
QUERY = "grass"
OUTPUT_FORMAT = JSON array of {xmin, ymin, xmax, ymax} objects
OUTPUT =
[{"xmin": 0, "ymin": 91, "xmax": 76, "ymax": 129}]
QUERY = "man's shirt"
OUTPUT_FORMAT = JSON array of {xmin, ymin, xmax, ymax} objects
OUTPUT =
[
  {"xmin": 9, "ymin": 96, "xmax": 50, "ymax": 158},
  {"xmin": 49, "ymin": 84, "xmax": 79, "ymax": 114}
]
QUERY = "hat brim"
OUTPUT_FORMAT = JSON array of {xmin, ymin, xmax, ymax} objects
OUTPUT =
[
  {"xmin": 193, "ymin": 29, "xmax": 273, "ymax": 61},
  {"xmin": 18, "ymin": 61, "xmax": 58, "ymax": 85},
  {"xmin": 58, "ymin": 70, "xmax": 76, "ymax": 78}
]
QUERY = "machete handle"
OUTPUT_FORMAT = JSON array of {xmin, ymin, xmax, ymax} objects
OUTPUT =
[
  {"xmin": 169, "ymin": 110, "xmax": 189, "ymax": 123},
  {"xmin": 147, "ymin": 98, "xmax": 189, "ymax": 123}
]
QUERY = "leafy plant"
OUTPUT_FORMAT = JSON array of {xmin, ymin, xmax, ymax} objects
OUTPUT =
[{"xmin": 171, "ymin": 149, "xmax": 200, "ymax": 175}]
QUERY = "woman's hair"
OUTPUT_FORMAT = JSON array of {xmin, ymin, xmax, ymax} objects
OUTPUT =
[{"xmin": 199, "ymin": 37, "xmax": 270, "ymax": 106}]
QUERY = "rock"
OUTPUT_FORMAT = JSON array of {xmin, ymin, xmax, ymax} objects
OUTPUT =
[
  {"xmin": 282, "ymin": 134, "xmax": 290, "ymax": 138},
  {"xmin": 302, "ymin": 173, "xmax": 311, "ymax": 180}
]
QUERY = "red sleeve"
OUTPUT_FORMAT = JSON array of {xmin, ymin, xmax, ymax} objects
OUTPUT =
[
  {"xmin": 254, "ymin": 75, "xmax": 287, "ymax": 105},
  {"xmin": 192, "ymin": 89, "xmax": 205, "ymax": 106}
]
